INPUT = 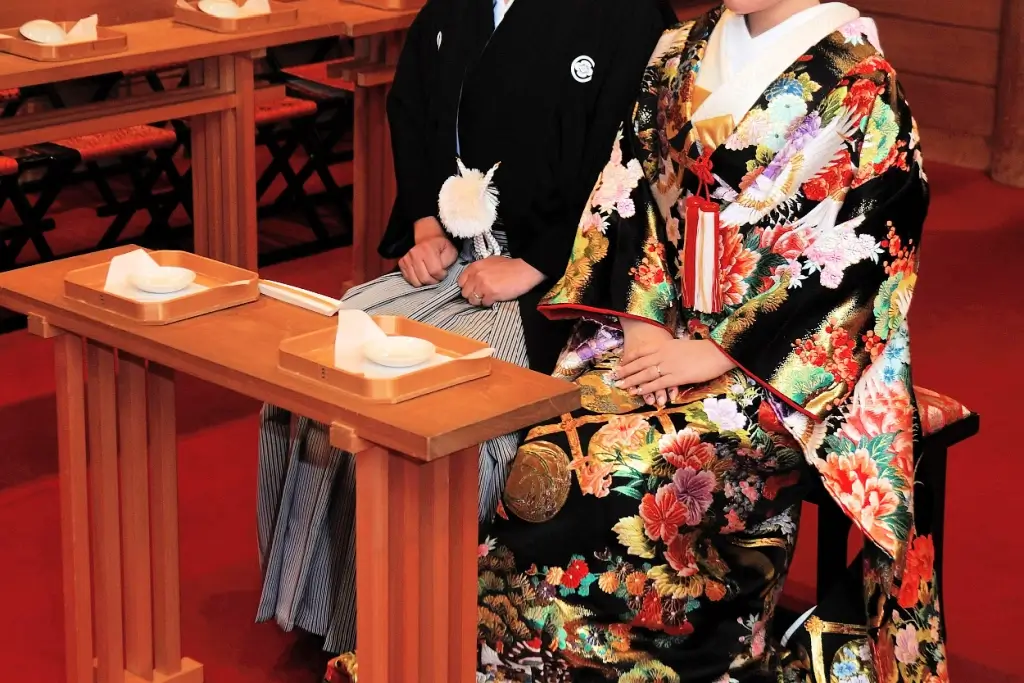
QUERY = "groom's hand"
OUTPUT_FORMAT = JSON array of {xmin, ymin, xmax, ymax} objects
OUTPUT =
[
  {"xmin": 458, "ymin": 257, "xmax": 544, "ymax": 307},
  {"xmin": 399, "ymin": 218, "xmax": 458, "ymax": 287}
]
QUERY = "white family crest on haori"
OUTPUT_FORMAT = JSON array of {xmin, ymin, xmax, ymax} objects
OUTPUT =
[
  {"xmin": 438, "ymin": 158, "xmax": 502, "ymax": 259},
  {"xmin": 571, "ymin": 55, "xmax": 595, "ymax": 83}
]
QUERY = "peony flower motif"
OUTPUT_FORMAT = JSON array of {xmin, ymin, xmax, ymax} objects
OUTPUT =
[
  {"xmin": 817, "ymin": 450, "xmax": 901, "ymax": 551},
  {"xmin": 671, "ymin": 467, "xmax": 716, "ymax": 525},
  {"xmin": 841, "ymin": 373, "xmax": 915, "ymax": 478},
  {"xmin": 703, "ymin": 397, "xmax": 748, "ymax": 432},
  {"xmin": 639, "ymin": 485, "xmax": 689, "ymax": 543},
  {"xmin": 572, "ymin": 457, "xmax": 616, "ymax": 498},
  {"xmin": 659, "ymin": 429, "xmax": 716, "ymax": 471},
  {"xmin": 894, "ymin": 625, "xmax": 920, "ymax": 664},
  {"xmin": 718, "ymin": 223, "xmax": 760, "ymax": 306},
  {"xmin": 592, "ymin": 414, "xmax": 650, "ymax": 454}
]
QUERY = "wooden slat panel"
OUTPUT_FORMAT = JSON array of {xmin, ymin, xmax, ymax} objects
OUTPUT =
[
  {"xmin": 0, "ymin": 0, "xmax": 174, "ymax": 27},
  {"xmin": 920, "ymin": 127, "xmax": 991, "ymax": 170},
  {"xmin": 900, "ymin": 73, "xmax": 996, "ymax": 138},
  {"xmin": 853, "ymin": 0, "xmax": 1002, "ymax": 31},
  {"xmin": 876, "ymin": 17, "xmax": 999, "ymax": 87}
]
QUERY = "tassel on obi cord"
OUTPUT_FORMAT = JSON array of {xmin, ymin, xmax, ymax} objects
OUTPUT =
[
  {"xmin": 438, "ymin": 158, "xmax": 502, "ymax": 260},
  {"xmin": 682, "ymin": 149, "xmax": 723, "ymax": 314}
]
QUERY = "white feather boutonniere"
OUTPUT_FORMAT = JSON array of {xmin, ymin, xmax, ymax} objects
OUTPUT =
[{"xmin": 438, "ymin": 158, "xmax": 501, "ymax": 259}]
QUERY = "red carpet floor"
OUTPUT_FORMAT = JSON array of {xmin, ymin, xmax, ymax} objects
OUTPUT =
[{"xmin": 0, "ymin": 164, "xmax": 1019, "ymax": 682}]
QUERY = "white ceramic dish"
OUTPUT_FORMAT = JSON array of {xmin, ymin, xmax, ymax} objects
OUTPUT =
[
  {"xmin": 362, "ymin": 336, "xmax": 436, "ymax": 368},
  {"xmin": 197, "ymin": 0, "xmax": 242, "ymax": 18},
  {"xmin": 129, "ymin": 267, "xmax": 197, "ymax": 294},
  {"xmin": 20, "ymin": 19, "xmax": 67, "ymax": 45}
]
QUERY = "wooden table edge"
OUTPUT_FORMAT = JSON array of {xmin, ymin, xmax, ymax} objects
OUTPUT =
[{"xmin": 0, "ymin": 290, "xmax": 580, "ymax": 461}]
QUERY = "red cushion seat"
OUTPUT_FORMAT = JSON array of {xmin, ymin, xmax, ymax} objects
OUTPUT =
[
  {"xmin": 914, "ymin": 386, "xmax": 971, "ymax": 437},
  {"xmin": 255, "ymin": 96, "xmax": 318, "ymax": 127},
  {"xmin": 0, "ymin": 155, "xmax": 18, "ymax": 177},
  {"xmin": 0, "ymin": 88, "xmax": 20, "ymax": 103},
  {"xmin": 55, "ymin": 125, "xmax": 178, "ymax": 163}
]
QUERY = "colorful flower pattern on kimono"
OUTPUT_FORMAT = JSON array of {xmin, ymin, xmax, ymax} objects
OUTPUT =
[
  {"xmin": 479, "ymin": 329, "xmax": 813, "ymax": 681},
  {"xmin": 535, "ymin": 6, "xmax": 945, "ymax": 683}
]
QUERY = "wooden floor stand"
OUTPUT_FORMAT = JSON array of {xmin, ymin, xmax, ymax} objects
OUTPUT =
[{"xmin": 42, "ymin": 322, "xmax": 204, "ymax": 683}]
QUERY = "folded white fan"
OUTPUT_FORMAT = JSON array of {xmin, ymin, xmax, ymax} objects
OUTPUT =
[{"xmin": 258, "ymin": 280, "xmax": 342, "ymax": 316}]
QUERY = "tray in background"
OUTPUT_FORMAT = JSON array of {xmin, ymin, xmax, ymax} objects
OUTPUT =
[
  {"xmin": 344, "ymin": 0, "xmax": 425, "ymax": 10},
  {"xmin": 279, "ymin": 315, "xmax": 492, "ymax": 404},
  {"xmin": 173, "ymin": 2, "xmax": 299, "ymax": 33},
  {"xmin": 0, "ymin": 26, "xmax": 127, "ymax": 62},
  {"xmin": 64, "ymin": 250, "xmax": 259, "ymax": 325}
]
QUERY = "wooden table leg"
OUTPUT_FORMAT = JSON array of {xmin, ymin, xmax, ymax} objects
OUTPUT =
[
  {"xmin": 119, "ymin": 353, "xmax": 155, "ymax": 680},
  {"xmin": 355, "ymin": 445, "xmax": 478, "ymax": 683},
  {"xmin": 147, "ymin": 363, "xmax": 203, "ymax": 683},
  {"xmin": 75, "ymin": 346, "xmax": 203, "ymax": 683},
  {"xmin": 54, "ymin": 334, "xmax": 93, "ymax": 683},
  {"xmin": 86, "ymin": 342, "xmax": 125, "ymax": 683},
  {"xmin": 190, "ymin": 53, "xmax": 257, "ymax": 270}
]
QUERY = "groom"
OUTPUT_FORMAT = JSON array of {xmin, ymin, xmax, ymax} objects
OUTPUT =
[{"xmin": 256, "ymin": 0, "xmax": 678, "ymax": 658}]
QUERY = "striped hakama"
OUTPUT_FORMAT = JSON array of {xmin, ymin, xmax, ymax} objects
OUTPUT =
[{"xmin": 255, "ymin": 237, "xmax": 528, "ymax": 653}]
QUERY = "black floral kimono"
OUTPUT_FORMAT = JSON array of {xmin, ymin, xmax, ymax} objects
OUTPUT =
[{"xmin": 475, "ymin": 5, "xmax": 947, "ymax": 683}]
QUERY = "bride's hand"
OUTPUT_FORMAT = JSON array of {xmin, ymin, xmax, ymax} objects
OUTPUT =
[
  {"xmin": 615, "ymin": 337, "xmax": 737, "ymax": 404},
  {"xmin": 618, "ymin": 319, "xmax": 675, "ymax": 407}
]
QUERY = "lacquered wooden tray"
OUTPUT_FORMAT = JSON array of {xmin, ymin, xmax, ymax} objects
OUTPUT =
[
  {"xmin": 0, "ymin": 26, "xmax": 127, "ymax": 62},
  {"xmin": 173, "ymin": 2, "xmax": 299, "ymax": 33},
  {"xmin": 64, "ymin": 251, "xmax": 259, "ymax": 325},
  {"xmin": 279, "ymin": 316, "xmax": 492, "ymax": 403}
]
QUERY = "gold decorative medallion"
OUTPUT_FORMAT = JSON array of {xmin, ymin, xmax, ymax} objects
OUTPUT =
[{"xmin": 502, "ymin": 440, "xmax": 572, "ymax": 523}]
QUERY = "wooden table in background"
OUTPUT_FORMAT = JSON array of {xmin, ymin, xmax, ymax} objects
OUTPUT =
[
  {"xmin": 0, "ymin": 247, "xmax": 579, "ymax": 683},
  {"xmin": 0, "ymin": 0, "xmax": 416, "ymax": 276}
]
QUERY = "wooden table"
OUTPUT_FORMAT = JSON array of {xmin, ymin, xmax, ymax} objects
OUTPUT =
[
  {"xmin": 0, "ymin": 247, "xmax": 578, "ymax": 683},
  {"xmin": 0, "ymin": 0, "xmax": 416, "ymax": 275}
]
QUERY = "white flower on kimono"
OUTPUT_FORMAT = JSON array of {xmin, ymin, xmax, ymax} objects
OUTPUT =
[
  {"xmin": 802, "ymin": 215, "xmax": 884, "ymax": 289},
  {"xmin": 702, "ymin": 397, "xmax": 747, "ymax": 432},
  {"xmin": 592, "ymin": 130, "xmax": 645, "ymax": 218}
]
